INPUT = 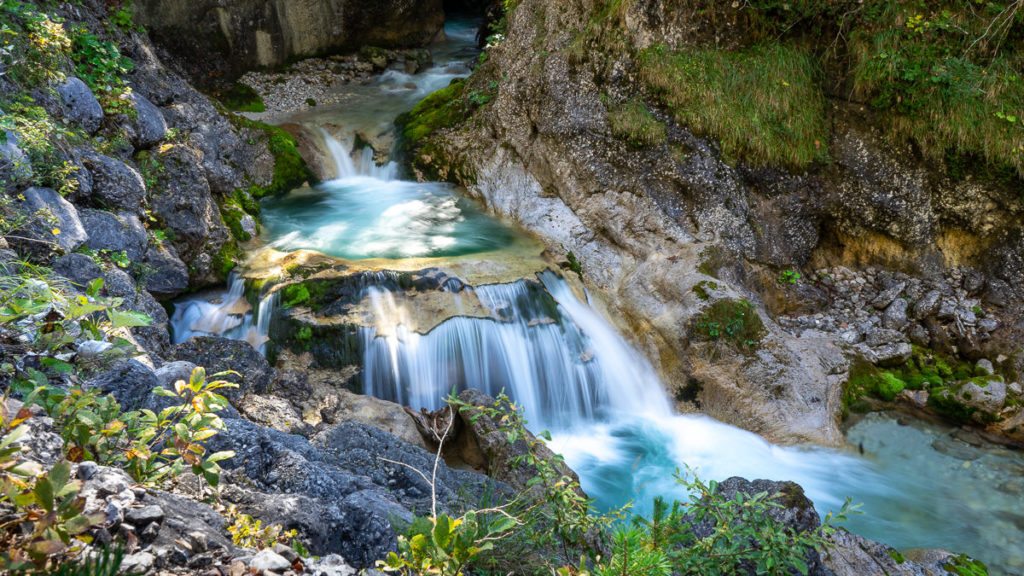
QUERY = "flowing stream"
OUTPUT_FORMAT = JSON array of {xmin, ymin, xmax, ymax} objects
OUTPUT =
[{"xmin": 171, "ymin": 19, "xmax": 1024, "ymax": 575}]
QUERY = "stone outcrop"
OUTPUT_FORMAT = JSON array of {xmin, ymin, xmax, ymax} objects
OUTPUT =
[
  {"xmin": 410, "ymin": 0, "xmax": 1024, "ymax": 446},
  {"xmin": 134, "ymin": 0, "xmax": 446, "ymax": 79}
]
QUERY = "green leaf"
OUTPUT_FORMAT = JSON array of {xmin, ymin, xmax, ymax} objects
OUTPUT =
[
  {"xmin": 86, "ymin": 277, "xmax": 104, "ymax": 297},
  {"xmin": 206, "ymin": 450, "xmax": 234, "ymax": 463},
  {"xmin": 48, "ymin": 460, "xmax": 71, "ymax": 491},
  {"xmin": 106, "ymin": 308, "xmax": 152, "ymax": 328},
  {"xmin": 34, "ymin": 477, "xmax": 55, "ymax": 512},
  {"xmin": 189, "ymin": 367, "xmax": 206, "ymax": 391},
  {"xmin": 0, "ymin": 424, "xmax": 28, "ymax": 450}
]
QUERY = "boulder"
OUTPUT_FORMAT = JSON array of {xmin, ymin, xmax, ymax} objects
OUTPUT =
[
  {"xmin": 250, "ymin": 549, "xmax": 290, "ymax": 573},
  {"xmin": 80, "ymin": 151, "xmax": 147, "ymax": 211},
  {"xmin": 143, "ymin": 242, "xmax": 189, "ymax": 298},
  {"xmin": 954, "ymin": 375, "xmax": 1007, "ymax": 418},
  {"xmin": 172, "ymin": 336, "xmax": 273, "ymax": 399},
  {"xmin": 57, "ymin": 77, "xmax": 104, "ymax": 134},
  {"xmin": 17, "ymin": 187, "xmax": 88, "ymax": 253},
  {"xmin": 454, "ymin": 389, "xmax": 580, "ymax": 493},
  {"xmin": 84, "ymin": 359, "xmax": 160, "ymax": 410},
  {"xmin": 912, "ymin": 290, "xmax": 941, "ymax": 319},
  {"xmin": 79, "ymin": 209, "xmax": 148, "ymax": 261},
  {"xmin": 130, "ymin": 92, "xmax": 168, "ymax": 149},
  {"xmin": 882, "ymin": 298, "xmax": 909, "ymax": 330},
  {"xmin": 822, "ymin": 529, "xmax": 953, "ymax": 576},
  {"xmin": 871, "ymin": 281, "xmax": 906, "ymax": 310},
  {"xmin": 52, "ymin": 253, "xmax": 103, "ymax": 287}
]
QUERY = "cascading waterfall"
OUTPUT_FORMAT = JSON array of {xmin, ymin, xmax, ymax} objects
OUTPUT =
[
  {"xmin": 360, "ymin": 270, "xmax": 876, "ymax": 516},
  {"xmin": 167, "ymin": 16, "xmax": 1024, "ymax": 573},
  {"xmin": 170, "ymin": 273, "xmax": 277, "ymax": 353}
]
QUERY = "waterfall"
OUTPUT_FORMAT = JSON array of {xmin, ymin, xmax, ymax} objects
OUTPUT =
[
  {"xmin": 315, "ymin": 129, "xmax": 398, "ymax": 182},
  {"xmin": 358, "ymin": 269, "xmax": 878, "ymax": 519},
  {"xmin": 316, "ymin": 127, "xmax": 357, "ymax": 179},
  {"xmin": 169, "ymin": 273, "xmax": 276, "ymax": 354}
]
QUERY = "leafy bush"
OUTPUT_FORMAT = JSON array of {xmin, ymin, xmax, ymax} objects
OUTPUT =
[
  {"xmin": 70, "ymin": 30, "xmax": 134, "ymax": 113},
  {"xmin": 1, "ymin": 401, "xmax": 104, "ymax": 572},
  {"xmin": 226, "ymin": 505, "xmax": 302, "ymax": 552},
  {"xmin": 0, "ymin": 1, "xmax": 71, "ymax": 87},
  {"xmin": 0, "ymin": 96, "xmax": 81, "ymax": 195}
]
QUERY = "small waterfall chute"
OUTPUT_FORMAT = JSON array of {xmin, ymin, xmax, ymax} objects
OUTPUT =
[{"xmin": 169, "ymin": 273, "xmax": 277, "ymax": 354}]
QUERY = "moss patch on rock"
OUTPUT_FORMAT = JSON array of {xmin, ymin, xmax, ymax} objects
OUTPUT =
[
  {"xmin": 399, "ymin": 80, "xmax": 468, "ymax": 146},
  {"xmin": 216, "ymin": 82, "xmax": 266, "ymax": 113},
  {"xmin": 607, "ymin": 98, "xmax": 666, "ymax": 147},
  {"xmin": 230, "ymin": 115, "xmax": 315, "ymax": 198},
  {"xmin": 690, "ymin": 298, "xmax": 765, "ymax": 351}
]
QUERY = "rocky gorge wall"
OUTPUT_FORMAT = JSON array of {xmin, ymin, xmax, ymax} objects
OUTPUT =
[
  {"xmin": 407, "ymin": 0, "xmax": 1024, "ymax": 446},
  {"xmin": 134, "ymin": 0, "xmax": 446, "ymax": 79}
]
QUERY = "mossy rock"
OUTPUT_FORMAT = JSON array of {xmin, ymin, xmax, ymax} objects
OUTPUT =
[
  {"xmin": 399, "ymin": 80, "xmax": 468, "ymax": 147},
  {"xmin": 229, "ymin": 115, "xmax": 316, "ymax": 198},
  {"xmin": 690, "ymin": 298, "xmax": 765, "ymax": 351},
  {"xmin": 216, "ymin": 82, "xmax": 266, "ymax": 113}
]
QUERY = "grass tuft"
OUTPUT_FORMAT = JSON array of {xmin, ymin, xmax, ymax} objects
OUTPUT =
[{"xmin": 638, "ymin": 43, "xmax": 828, "ymax": 168}]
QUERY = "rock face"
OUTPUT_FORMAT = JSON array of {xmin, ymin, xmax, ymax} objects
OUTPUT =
[
  {"xmin": 16, "ymin": 187, "xmax": 88, "ymax": 254},
  {"xmin": 134, "ymin": 0, "xmax": 445, "ymax": 78},
  {"xmin": 412, "ymin": 0, "xmax": 1024, "ymax": 444}
]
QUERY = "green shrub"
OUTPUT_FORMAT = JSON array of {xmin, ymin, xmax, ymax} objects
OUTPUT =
[
  {"xmin": 692, "ymin": 298, "xmax": 766, "ymax": 351},
  {"xmin": 282, "ymin": 283, "xmax": 310, "ymax": 308}
]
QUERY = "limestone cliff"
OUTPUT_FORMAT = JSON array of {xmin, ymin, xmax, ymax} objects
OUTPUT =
[
  {"xmin": 407, "ymin": 0, "xmax": 1024, "ymax": 445},
  {"xmin": 135, "ymin": 0, "xmax": 445, "ymax": 78}
]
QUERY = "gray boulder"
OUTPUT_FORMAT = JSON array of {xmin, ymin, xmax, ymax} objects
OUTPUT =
[
  {"xmin": 871, "ymin": 281, "xmax": 906, "ymax": 310},
  {"xmin": 52, "ymin": 253, "xmax": 103, "ymax": 287},
  {"xmin": 912, "ymin": 290, "xmax": 941, "ymax": 319},
  {"xmin": 85, "ymin": 359, "xmax": 160, "ymax": 410},
  {"xmin": 143, "ymin": 242, "xmax": 189, "ymax": 298},
  {"xmin": 17, "ymin": 187, "xmax": 88, "ymax": 253},
  {"xmin": 79, "ymin": 209, "xmax": 148, "ymax": 261},
  {"xmin": 882, "ymin": 298, "xmax": 909, "ymax": 330},
  {"xmin": 80, "ymin": 151, "xmax": 147, "ymax": 211},
  {"xmin": 57, "ymin": 77, "xmax": 104, "ymax": 134},
  {"xmin": 954, "ymin": 375, "xmax": 1007, "ymax": 419},
  {"xmin": 130, "ymin": 93, "xmax": 168, "ymax": 149},
  {"xmin": 172, "ymin": 336, "xmax": 273, "ymax": 400}
]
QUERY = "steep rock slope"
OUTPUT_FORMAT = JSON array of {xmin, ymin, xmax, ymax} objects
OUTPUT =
[
  {"xmin": 135, "ymin": 0, "xmax": 446, "ymax": 78},
  {"xmin": 407, "ymin": 0, "xmax": 1024, "ymax": 445}
]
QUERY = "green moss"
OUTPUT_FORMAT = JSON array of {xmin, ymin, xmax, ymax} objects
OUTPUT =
[
  {"xmin": 692, "ymin": 281, "xmax": 720, "ymax": 302},
  {"xmin": 400, "ymin": 81, "xmax": 468, "ymax": 146},
  {"xmin": 638, "ymin": 42, "xmax": 827, "ymax": 168},
  {"xmin": 607, "ymin": 98, "xmax": 667, "ymax": 146},
  {"xmin": 927, "ymin": 386, "xmax": 977, "ymax": 422},
  {"xmin": 887, "ymin": 549, "xmax": 906, "ymax": 564},
  {"xmin": 943, "ymin": 553, "xmax": 989, "ymax": 576},
  {"xmin": 212, "ymin": 240, "xmax": 242, "ymax": 280},
  {"xmin": 282, "ymin": 284, "xmax": 310, "ymax": 309},
  {"xmin": 295, "ymin": 325, "xmax": 312, "ymax": 343},
  {"xmin": 217, "ymin": 82, "xmax": 266, "ymax": 113},
  {"xmin": 876, "ymin": 372, "xmax": 906, "ymax": 401},
  {"xmin": 230, "ymin": 115, "xmax": 315, "ymax": 198},
  {"xmin": 691, "ymin": 299, "xmax": 765, "ymax": 351}
]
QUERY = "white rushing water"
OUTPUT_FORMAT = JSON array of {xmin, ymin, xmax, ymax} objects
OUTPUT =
[
  {"xmin": 170, "ymin": 273, "xmax": 277, "ymax": 353},
  {"xmin": 361, "ymin": 271, "xmax": 879, "ymax": 517}
]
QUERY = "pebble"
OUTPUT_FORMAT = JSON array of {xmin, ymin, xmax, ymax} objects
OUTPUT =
[
  {"xmin": 251, "ymin": 549, "xmax": 292, "ymax": 573},
  {"xmin": 126, "ymin": 504, "xmax": 165, "ymax": 525}
]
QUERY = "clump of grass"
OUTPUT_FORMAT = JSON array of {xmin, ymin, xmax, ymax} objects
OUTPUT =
[
  {"xmin": 608, "ymin": 98, "xmax": 667, "ymax": 146},
  {"xmin": 638, "ymin": 42, "xmax": 827, "ymax": 168},
  {"xmin": 691, "ymin": 298, "xmax": 765, "ymax": 351},
  {"xmin": 848, "ymin": 3, "xmax": 1024, "ymax": 177}
]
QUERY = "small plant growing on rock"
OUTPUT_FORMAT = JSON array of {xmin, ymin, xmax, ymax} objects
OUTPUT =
[
  {"xmin": 1, "ymin": 399, "xmax": 105, "ymax": 572},
  {"xmin": 778, "ymin": 269, "xmax": 801, "ymax": 284},
  {"xmin": 226, "ymin": 505, "xmax": 300, "ymax": 551}
]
